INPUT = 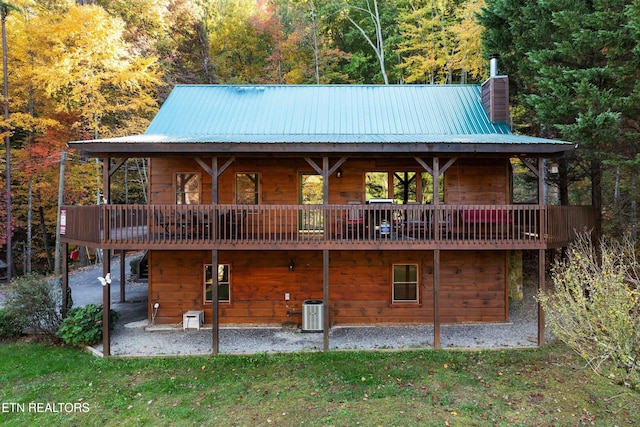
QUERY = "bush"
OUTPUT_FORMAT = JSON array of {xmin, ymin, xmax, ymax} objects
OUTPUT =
[
  {"xmin": 0, "ymin": 307, "xmax": 24, "ymax": 340},
  {"xmin": 129, "ymin": 255, "xmax": 141, "ymax": 276},
  {"xmin": 57, "ymin": 304, "xmax": 120, "ymax": 346},
  {"xmin": 3, "ymin": 274, "xmax": 67, "ymax": 341},
  {"xmin": 538, "ymin": 233, "xmax": 640, "ymax": 390}
]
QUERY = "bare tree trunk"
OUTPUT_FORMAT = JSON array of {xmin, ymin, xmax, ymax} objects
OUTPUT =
[
  {"xmin": 344, "ymin": 0, "xmax": 389, "ymax": 84},
  {"xmin": 310, "ymin": 0, "xmax": 320, "ymax": 84},
  {"xmin": 39, "ymin": 206, "xmax": 53, "ymax": 270},
  {"xmin": 135, "ymin": 158, "xmax": 148, "ymax": 203},
  {"xmin": 2, "ymin": 6, "xmax": 12, "ymax": 281}
]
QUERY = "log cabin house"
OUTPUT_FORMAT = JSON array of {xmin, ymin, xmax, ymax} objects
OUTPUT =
[{"xmin": 61, "ymin": 60, "xmax": 595, "ymax": 355}]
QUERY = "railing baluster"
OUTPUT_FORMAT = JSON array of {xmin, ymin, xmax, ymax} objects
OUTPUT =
[{"xmin": 60, "ymin": 203, "xmax": 596, "ymax": 249}]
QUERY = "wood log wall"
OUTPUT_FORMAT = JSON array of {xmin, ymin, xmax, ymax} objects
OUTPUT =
[
  {"xmin": 146, "ymin": 156, "xmax": 510, "ymax": 326},
  {"xmin": 148, "ymin": 250, "xmax": 507, "ymax": 326},
  {"xmin": 149, "ymin": 157, "xmax": 510, "ymax": 205}
]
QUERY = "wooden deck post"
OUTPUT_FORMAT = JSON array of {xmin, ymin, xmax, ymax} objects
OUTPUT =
[
  {"xmin": 323, "ymin": 249, "xmax": 329, "ymax": 351},
  {"xmin": 432, "ymin": 157, "xmax": 441, "ymax": 349},
  {"xmin": 62, "ymin": 242, "xmax": 69, "ymax": 319},
  {"xmin": 119, "ymin": 249, "xmax": 126, "ymax": 303},
  {"xmin": 538, "ymin": 248, "xmax": 545, "ymax": 346},
  {"xmin": 212, "ymin": 157, "xmax": 219, "ymax": 355},
  {"xmin": 102, "ymin": 156, "xmax": 112, "ymax": 357},
  {"xmin": 322, "ymin": 158, "xmax": 330, "ymax": 351},
  {"xmin": 212, "ymin": 249, "xmax": 219, "ymax": 354},
  {"xmin": 433, "ymin": 249, "xmax": 441, "ymax": 349},
  {"xmin": 102, "ymin": 249, "xmax": 111, "ymax": 356},
  {"xmin": 538, "ymin": 158, "xmax": 546, "ymax": 346}
]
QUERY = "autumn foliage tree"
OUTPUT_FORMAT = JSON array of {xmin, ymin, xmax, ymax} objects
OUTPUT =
[{"xmin": 2, "ymin": 1, "xmax": 161, "ymax": 272}]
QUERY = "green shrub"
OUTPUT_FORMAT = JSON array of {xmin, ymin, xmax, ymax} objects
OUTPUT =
[
  {"xmin": 0, "ymin": 307, "xmax": 24, "ymax": 340},
  {"xmin": 4, "ymin": 274, "xmax": 66, "ymax": 340},
  {"xmin": 538, "ymin": 233, "xmax": 640, "ymax": 390},
  {"xmin": 129, "ymin": 255, "xmax": 141, "ymax": 276},
  {"xmin": 57, "ymin": 304, "xmax": 120, "ymax": 346}
]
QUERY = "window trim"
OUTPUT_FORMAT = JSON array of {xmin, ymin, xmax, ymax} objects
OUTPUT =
[
  {"xmin": 204, "ymin": 264, "xmax": 231, "ymax": 304},
  {"xmin": 391, "ymin": 263, "xmax": 419, "ymax": 304}
]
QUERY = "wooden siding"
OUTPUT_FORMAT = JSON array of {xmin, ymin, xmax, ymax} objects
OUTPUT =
[
  {"xmin": 445, "ymin": 158, "xmax": 509, "ymax": 204},
  {"xmin": 148, "ymin": 250, "xmax": 507, "ymax": 326},
  {"xmin": 150, "ymin": 157, "xmax": 469, "ymax": 205},
  {"xmin": 481, "ymin": 76, "xmax": 510, "ymax": 123}
]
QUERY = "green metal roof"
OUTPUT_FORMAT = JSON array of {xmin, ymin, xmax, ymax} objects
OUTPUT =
[
  {"xmin": 147, "ymin": 84, "xmax": 512, "ymax": 138},
  {"xmin": 70, "ymin": 84, "xmax": 574, "ymax": 154}
]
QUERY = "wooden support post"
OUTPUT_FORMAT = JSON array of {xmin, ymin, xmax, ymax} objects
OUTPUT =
[
  {"xmin": 433, "ymin": 249, "xmax": 441, "ymax": 349},
  {"xmin": 61, "ymin": 242, "xmax": 69, "ymax": 319},
  {"xmin": 323, "ymin": 249, "xmax": 329, "ymax": 351},
  {"xmin": 433, "ymin": 158, "xmax": 440, "ymax": 240},
  {"xmin": 212, "ymin": 249, "xmax": 219, "ymax": 354},
  {"xmin": 119, "ymin": 249, "xmax": 126, "ymax": 303},
  {"xmin": 537, "ymin": 158, "xmax": 546, "ymax": 346},
  {"xmin": 538, "ymin": 248, "xmax": 546, "ymax": 346},
  {"xmin": 102, "ymin": 249, "xmax": 111, "ymax": 356},
  {"xmin": 102, "ymin": 156, "xmax": 112, "ymax": 356},
  {"xmin": 321, "ymin": 157, "xmax": 330, "ymax": 351},
  {"xmin": 212, "ymin": 157, "xmax": 220, "ymax": 355}
]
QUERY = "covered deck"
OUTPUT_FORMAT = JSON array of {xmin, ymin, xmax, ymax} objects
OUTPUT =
[{"xmin": 61, "ymin": 203, "xmax": 595, "ymax": 251}]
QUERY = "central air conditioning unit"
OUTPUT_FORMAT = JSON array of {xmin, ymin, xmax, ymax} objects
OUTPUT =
[{"xmin": 301, "ymin": 300, "xmax": 324, "ymax": 332}]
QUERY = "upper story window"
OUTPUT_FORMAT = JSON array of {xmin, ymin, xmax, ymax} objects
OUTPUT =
[
  {"xmin": 236, "ymin": 173, "xmax": 259, "ymax": 204},
  {"xmin": 175, "ymin": 172, "xmax": 200, "ymax": 204},
  {"xmin": 365, "ymin": 171, "xmax": 444, "ymax": 204}
]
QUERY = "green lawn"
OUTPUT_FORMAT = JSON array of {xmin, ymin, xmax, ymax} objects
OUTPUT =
[{"xmin": 0, "ymin": 342, "xmax": 637, "ymax": 426}]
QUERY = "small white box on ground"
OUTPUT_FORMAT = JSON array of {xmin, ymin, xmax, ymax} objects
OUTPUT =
[{"xmin": 183, "ymin": 310, "xmax": 204, "ymax": 330}]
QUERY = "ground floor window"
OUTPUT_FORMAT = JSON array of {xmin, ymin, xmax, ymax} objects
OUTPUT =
[
  {"xmin": 204, "ymin": 264, "xmax": 230, "ymax": 303},
  {"xmin": 392, "ymin": 264, "xmax": 418, "ymax": 303}
]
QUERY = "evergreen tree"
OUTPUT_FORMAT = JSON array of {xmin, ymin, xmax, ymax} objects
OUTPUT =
[{"xmin": 482, "ymin": 0, "xmax": 640, "ymax": 239}]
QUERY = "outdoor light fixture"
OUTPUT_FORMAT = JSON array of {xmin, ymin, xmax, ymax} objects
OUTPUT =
[
  {"xmin": 549, "ymin": 162, "xmax": 559, "ymax": 174},
  {"xmin": 152, "ymin": 303, "xmax": 160, "ymax": 325},
  {"xmin": 336, "ymin": 168, "xmax": 343, "ymax": 178},
  {"xmin": 288, "ymin": 259, "xmax": 295, "ymax": 272}
]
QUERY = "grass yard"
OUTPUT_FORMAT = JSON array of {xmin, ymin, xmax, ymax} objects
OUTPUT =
[{"xmin": 0, "ymin": 342, "xmax": 638, "ymax": 426}]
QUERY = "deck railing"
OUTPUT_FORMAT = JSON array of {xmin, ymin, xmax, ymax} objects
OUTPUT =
[{"xmin": 60, "ymin": 204, "xmax": 595, "ymax": 249}]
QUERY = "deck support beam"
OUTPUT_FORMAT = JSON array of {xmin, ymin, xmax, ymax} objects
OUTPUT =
[
  {"xmin": 433, "ymin": 249, "xmax": 441, "ymax": 349},
  {"xmin": 538, "ymin": 249, "xmax": 545, "ymax": 346},
  {"xmin": 102, "ymin": 156, "xmax": 112, "ymax": 356},
  {"xmin": 537, "ymin": 157, "xmax": 546, "ymax": 346},
  {"xmin": 102, "ymin": 249, "xmax": 111, "ymax": 356},
  {"xmin": 119, "ymin": 249, "xmax": 126, "ymax": 303},
  {"xmin": 433, "ymin": 158, "xmax": 441, "ymax": 348},
  {"xmin": 62, "ymin": 242, "xmax": 69, "ymax": 318},
  {"xmin": 320, "ymin": 157, "xmax": 331, "ymax": 351},
  {"xmin": 323, "ymin": 249, "xmax": 329, "ymax": 351},
  {"xmin": 212, "ymin": 157, "xmax": 220, "ymax": 355},
  {"xmin": 212, "ymin": 249, "xmax": 219, "ymax": 354}
]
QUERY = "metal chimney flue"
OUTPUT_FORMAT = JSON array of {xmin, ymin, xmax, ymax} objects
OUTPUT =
[{"xmin": 489, "ymin": 54, "xmax": 499, "ymax": 77}]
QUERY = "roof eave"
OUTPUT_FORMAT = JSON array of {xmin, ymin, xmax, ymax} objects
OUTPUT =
[{"xmin": 68, "ymin": 140, "xmax": 574, "ymax": 157}]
